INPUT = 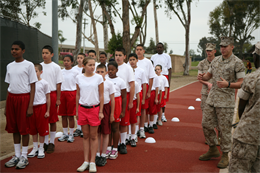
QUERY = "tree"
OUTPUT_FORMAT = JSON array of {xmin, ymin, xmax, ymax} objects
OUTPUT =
[
  {"xmin": 153, "ymin": 0, "xmax": 159, "ymax": 44},
  {"xmin": 58, "ymin": 30, "xmax": 67, "ymax": 52},
  {"xmin": 169, "ymin": 49, "xmax": 173, "ymax": 54},
  {"xmin": 107, "ymin": 33, "xmax": 123, "ymax": 55},
  {"xmin": 165, "ymin": 0, "xmax": 192, "ymax": 76},
  {"xmin": 197, "ymin": 37, "xmax": 221, "ymax": 59},
  {"xmin": 145, "ymin": 37, "xmax": 156, "ymax": 54},
  {"xmin": 209, "ymin": 0, "xmax": 260, "ymax": 59}
]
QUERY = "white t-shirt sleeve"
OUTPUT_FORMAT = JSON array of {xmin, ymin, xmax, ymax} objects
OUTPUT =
[
  {"xmin": 28, "ymin": 63, "xmax": 38, "ymax": 84},
  {"xmin": 141, "ymin": 70, "xmax": 148, "ymax": 84},
  {"xmin": 56, "ymin": 67, "xmax": 63, "ymax": 84},
  {"xmin": 44, "ymin": 81, "xmax": 51, "ymax": 94},
  {"xmin": 109, "ymin": 81, "xmax": 116, "ymax": 95},
  {"xmin": 167, "ymin": 54, "xmax": 172, "ymax": 69},
  {"xmin": 120, "ymin": 79, "xmax": 127, "ymax": 90},
  {"xmin": 163, "ymin": 76, "xmax": 169, "ymax": 88},
  {"xmin": 148, "ymin": 61, "xmax": 156, "ymax": 79}
]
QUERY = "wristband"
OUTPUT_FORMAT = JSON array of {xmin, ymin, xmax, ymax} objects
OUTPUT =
[{"xmin": 227, "ymin": 81, "xmax": 230, "ymax": 88}]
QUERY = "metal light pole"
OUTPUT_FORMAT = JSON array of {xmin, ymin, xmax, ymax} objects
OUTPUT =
[{"xmin": 52, "ymin": 0, "xmax": 58, "ymax": 64}]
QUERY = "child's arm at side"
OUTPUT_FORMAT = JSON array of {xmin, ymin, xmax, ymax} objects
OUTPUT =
[
  {"xmin": 121, "ymin": 89, "xmax": 127, "ymax": 118},
  {"xmin": 27, "ymin": 83, "xmax": 36, "ymax": 117},
  {"xmin": 109, "ymin": 93, "xmax": 115, "ymax": 123},
  {"xmin": 4, "ymin": 85, "xmax": 9, "ymax": 116},
  {"xmin": 98, "ymin": 83, "xmax": 104, "ymax": 120},
  {"xmin": 159, "ymin": 90, "xmax": 162, "ymax": 104},
  {"xmin": 164, "ymin": 87, "xmax": 168, "ymax": 100},
  {"xmin": 155, "ymin": 87, "xmax": 158, "ymax": 105},
  {"xmin": 129, "ymin": 81, "xmax": 135, "ymax": 109},
  {"xmin": 142, "ymin": 83, "xmax": 146, "ymax": 105},
  {"xmin": 45, "ymin": 93, "xmax": 50, "ymax": 118},
  {"xmin": 136, "ymin": 93, "xmax": 140, "ymax": 114},
  {"xmin": 76, "ymin": 84, "xmax": 80, "ymax": 120},
  {"xmin": 147, "ymin": 78, "xmax": 153, "ymax": 99},
  {"xmin": 56, "ymin": 83, "xmax": 61, "ymax": 106}
]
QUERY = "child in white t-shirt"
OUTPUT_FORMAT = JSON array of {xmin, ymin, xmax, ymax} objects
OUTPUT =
[
  {"xmin": 58, "ymin": 55, "xmax": 80, "ymax": 143},
  {"xmin": 106, "ymin": 61, "xmax": 127, "ymax": 160},
  {"xmin": 4, "ymin": 41, "xmax": 38, "ymax": 169},
  {"xmin": 98, "ymin": 52, "xmax": 108, "ymax": 69},
  {"xmin": 95, "ymin": 64, "xmax": 115, "ymax": 166},
  {"xmin": 41, "ymin": 45, "xmax": 63, "ymax": 154},
  {"xmin": 28, "ymin": 64, "xmax": 50, "ymax": 159},
  {"xmin": 76, "ymin": 57, "xmax": 104, "ymax": 173}
]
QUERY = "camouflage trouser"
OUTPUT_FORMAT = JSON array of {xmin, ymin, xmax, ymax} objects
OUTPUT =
[
  {"xmin": 200, "ymin": 94, "xmax": 208, "ymax": 111},
  {"xmin": 202, "ymin": 104, "xmax": 233, "ymax": 152},
  {"xmin": 229, "ymin": 139, "xmax": 260, "ymax": 173}
]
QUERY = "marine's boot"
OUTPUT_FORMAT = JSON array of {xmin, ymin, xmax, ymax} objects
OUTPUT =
[
  {"xmin": 217, "ymin": 152, "xmax": 229, "ymax": 169},
  {"xmin": 199, "ymin": 145, "xmax": 220, "ymax": 161},
  {"xmin": 216, "ymin": 137, "xmax": 221, "ymax": 146}
]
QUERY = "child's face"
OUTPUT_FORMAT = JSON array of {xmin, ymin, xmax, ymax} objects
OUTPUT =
[
  {"xmin": 35, "ymin": 67, "xmax": 42, "ymax": 79},
  {"xmin": 11, "ymin": 45, "xmax": 25, "ymax": 59},
  {"xmin": 42, "ymin": 49, "xmax": 53, "ymax": 62},
  {"xmin": 155, "ymin": 66, "xmax": 162, "ymax": 75},
  {"xmin": 99, "ymin": 54, "xmax": 107, "ymax": 64},
  {"xmin": 128, "ymin": 56, "xmax": 138, "ymax": 68},
  {"xmin": 83, "ymin": 59, "xmax": 96, "ymax": 73},
  {"xmin": 108, "ymin": 65, "xmax": 118, "ymax": 78},
  {"xmin": 96, "ymin": 68, "xmax": 107, "ymax": 78},
  {"xmin": 88, "ymin": 53, "xmax": 96, "ymax": 59},
  {"xmin": 77, "ymin": 55, "xmax": 84, "ymax": 65},
  {"xmin": 135, "ymin": 46, "xmax": 145, "ymax": 58},
  {"xmin": 63, "ymin": 57, "xmax": 73, "ymax": 69},
  {"xmin": 115, "ymin": 51, "xmax": 125, "ymax": 65}
]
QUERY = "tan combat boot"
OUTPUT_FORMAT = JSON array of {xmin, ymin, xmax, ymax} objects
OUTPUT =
[
  {"xmin": 199, "ymin": 145, "xmax": 220, "ymax": 161},
  {"xmin": 217, "ymin": 152, "xmax": 229, "ymax": 168},
  {"xmin": 216, "ymin": 137, "xmax": 221, "ymax": 146}
]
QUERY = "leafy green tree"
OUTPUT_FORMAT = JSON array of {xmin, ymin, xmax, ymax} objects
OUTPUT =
[
  {"xmin": 145, "ymin": 37, "xmax": 156, "ymax": 54},
  {"xmin": 197, "ymin": 37, "xmax": 221, "ymax": 59},
  {"xmin": 58, "ymin": 30, "xmax": 67, "ymax": 51},
  {"xmin": 107, "ymin": 33, "xmax": 123, "ymax": 55}
]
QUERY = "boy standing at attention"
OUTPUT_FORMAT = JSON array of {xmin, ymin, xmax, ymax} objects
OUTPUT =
[
  {"xmin": 41, "ymin": 45, "xmax": 63, "ymax": 154},
  {"xmin": 5, "ymin": 41, "xmax": 38, "ymax": 169}
]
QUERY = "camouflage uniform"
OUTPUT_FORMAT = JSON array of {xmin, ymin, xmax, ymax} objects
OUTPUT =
[
  {"xmin": 229, "ymin": 66, "xmax": 260, "ymax": 172},
  {"xmin": 202, "ymin": 53, "xmax": 245, "ymax": 152}
]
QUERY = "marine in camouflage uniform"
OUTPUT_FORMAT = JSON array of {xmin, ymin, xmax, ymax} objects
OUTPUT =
[
  {"xmin": 229, "ymin": 42, "xmax": 260, "ymax": 173},
  {"xmin": 197, "ymin": 36, "xmax": 245, "ymax": 169}
]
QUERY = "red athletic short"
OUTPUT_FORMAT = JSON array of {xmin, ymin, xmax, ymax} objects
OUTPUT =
[
  {"xmin": 120, "ymin": 92, "xmax": 130, "ymax": 126},
  {"xmin": 5, "ymin": 93, "xmax": 30, "ymax": 135},
  {"xmin": 49, "ymin": 91, "xmax": 59, "ymax": 123},
  {"xmin": 59, "ymin": 90, "xmax": 76, "ymax": 116},
  {"xmin": 114, "ymin": 96, "xmax": 122, "ymax": 123},
  {"xmin": 129, "ymin": 100, "xmax": 137, "ymax": 124},
  {"xmin": 29, "ymin": 104, "xmax": 49, "ymax": 136},
  {"xmin": 141, "ymin": 84, "xmax": 149, "ymax": 109},
  {"xmin": 164, "ymin": 75, "xmax": 170, "ymax": 102},
  {"xmin": 98, "ymin": 103, "xmax": 111, "ymax": 135},
  {"xmin": 136, "ymin": 92, "xmax": 142, "ymax": 116},
  {"xmin": 161, "ymin": 91, "xmax": 166, "ymax": 107},
  {"xmin": 148, "ymin": 90, "xmax": 158, "ymax": 115},
  {"xmin": 78, "ymin": 105, "xmax": 100, "ymax": 126}
]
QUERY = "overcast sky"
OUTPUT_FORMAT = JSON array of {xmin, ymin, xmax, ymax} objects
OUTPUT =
[{"xmin": 30, "ymin": 0, "xmax": 260, "ymax": 55}]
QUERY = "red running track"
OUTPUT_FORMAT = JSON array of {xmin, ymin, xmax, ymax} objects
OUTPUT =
[{"xmin": 0, "ymin": 81, "xmax": 220, "ymax": 172}]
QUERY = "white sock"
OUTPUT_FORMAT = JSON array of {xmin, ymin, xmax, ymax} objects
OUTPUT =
[
  {"xmin": 144, "ymin": 122, "xmax": 148, "ymax": 127},
  {"xmin": 96, "ymin": 153, "xmax": 100, "ymax": 157},
  {"xmin": 101, "ymin": 153, "xmax": 106, "ymax": 157},
  {"xmin": 50, "ymin": 131, "xmax": 56, "ymax": 144},
  {"xmin": 126, "ymin": 134, "xmax": 130, "ymax": 139},
  {"xmin": 77, "ymin": 121, "xmax": 81, "ymax": 130},
  {"xmin": 149, "ymin": 121, "xmax": 153, "ymax": 127},
  {"xmin": 39, "ymin": 143, "xmax": 44, "ymax": 149},
  {"xmin": 38, "ymin": 143, "xmax": 44, "ymax": 155},
  {"xmin": 162, "ymin": 112, "xmax": 165, "ymax": 117},
  {"xmin": 69, "ymin": 128, "xmax": 74, "ymax": 135},
  {"xmin": 128, "ymin": 125, "xmax": 131, "ymax": 134},
  {"xmin": 120, "ymin": 132, "xmax": 127, "ymax": 145},
  {"xmin": 112, "ymin": 147, "xmax": 118, "ymax": 151},
  {"xmin": 107, "ymin": 146, "xmax": 112, "ymax": 151},
  {"xmin": 33, "ymin": 142, "xmax": 38, "ymax": 150},
  {"xmin": 135, "ymin": 125, "xmax": 139, "ymax": 134},
  {"xmin": 131, "ymin": 134, "xmax": 136, "ymax": 140},
  {"xmin": 14, "ymin": 144, "xmax": 21, "ymax": 157},
  {"xmin": 21, "ymin": 146, "xmax": 28, "ymax": 159},
  {"xmin": 154, "ymin": 114, "xmax": 158, "ymax": 124},
  {"xmin": 90, "ymin": 162, "xmax": 95, "ymax": 165},
  {"xmin": 44, "ymin": 135, "xmax": 49, "ymax": 145},
  {"xmin": 63, "ymin": 128, "xmax": 68, "ymax": 135},
  {"xmin": 140, "ymin": 127, "xmax": 144, "ymax": 131},
  {"xmin": 84, "ymin": 161, "xmax": 89, "ymax": 164}
]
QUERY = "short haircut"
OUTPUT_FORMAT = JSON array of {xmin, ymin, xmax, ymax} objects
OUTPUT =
[
  {"xmin": 83, "ymin": 57, "xmax": 95, "ymax": 66},
  {"xmin": 63, "ymin": 55, "xmax": 74, "ymax": 62},
  {"xmin": 96, "ymin": 64, "xmax": 107, "ymax": 71},
  {"xmin": 100, "ymin": 52, "xmax": 107, "ymax": 57},
  {"xmin": 157, "ymin": 42, "xmax": 164, "ymax": 48},
  {"xmin": 109, "ymin": 58, "xmax": 115, "ymax": 62},
  {"xmin": 88, "ymin": 50, "xmax": 96, "ymax": 55},
  {"xmin": 78, "ymin": 53, "xmax": 86, "ymax": 57},
  {"xmin": 136, "ymin": 44, "xmax": 144, "ymax": 49},
  {"xmin": 128, "ymin": 53, "xmax": 138, "ymax": 60},
  {"xmin": 12, "ymin": 41, "xmax": 25, "ymax": 50},
  {"xmin": 34, "ymin": 63, "xmax": 43, "ymax": 71},
  {"xmin": 108, "ymin": 61, "xmax": 118, "ymax": 69},
  {"xmin": 156, "ymin": 64, "xmax": 162, "ymax": 70},
  {"xmin": 42, "ymin": 45, "xmax": 53, "ymax": 54},
  {"xmin": 115, "ymin": 47, "xmax": 126, "ymax": 55}
]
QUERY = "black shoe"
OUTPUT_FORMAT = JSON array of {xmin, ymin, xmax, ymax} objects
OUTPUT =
[
  {"xmin": 80, "ymin": 132, "xmax": 83, "ymax": 138},
  {"xmin": 95, "ymin": 156, "xmax": 101, "ymax": 165},
  {"xmin": 44, "ymin": 143, "xmax": 48, "ymax": 153},
  {"xmin": 73, "ymin": 129, "xmax": 81, "ymax": 137},
  {"xmin": 130, "ymin": 139, "xmax": 136, "ymax": 147},
  {"xmin": 97, "ymin": 156, "xmax": 107, "ymax": 166},
  {"xmin": 119, "ymin": 143, "xmax": 127, "ymax": 154},
  {"xmin": 126, "ymin": 138, "xmax": 130, "ymax": 145},
  {"xmin": 144, "ymin": 126, "xmax": 148, "ymax": 132},
  {"xmin": 153, "ymin": 124, "xmax": 158, "ymax": 129},
  {"xmin": 117, "ymin": 144, "xmax": 121, "ymax": 151},
  {"xmin": 148, "ymin": 126, "xmax": 154, "ymax": 134},
  {"xmin": 137, "ymin": 130, "xmax": 140, "ymax": 137}
]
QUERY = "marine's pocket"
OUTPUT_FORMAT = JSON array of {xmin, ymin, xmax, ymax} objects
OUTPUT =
[{"xmin": 232, "ymin": 140, "xmax": 257, "ymax": 160}]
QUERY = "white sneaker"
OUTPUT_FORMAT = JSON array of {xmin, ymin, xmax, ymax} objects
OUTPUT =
[
  {"xmin": 58, "ymin": 134, "xmax": 69, "ymax": 142},
  {"xmin": 139, "ymin": 129, "xmax": 146, "ymax": 139},
  {"xmin": 37, "ymin": 148, "xmax": 45, "ymax": 159},
  {"xmin": 157, "ymin": 120, "xmax": 163, "ymax": 126},
  {"xmin": 15, "ymin": 156, "xmax": 29, "ymax": 169},
  {"xmin": 162, "ymin": 115, "xmax": 167, "ymax": 122},
  {"xmin": 77, "ymin": 162, "xmax": 89, "ymax": 172},
  {"xmin": 89, "ymin": 163, "xmax": 97, "ymax": 172},
  {"xmin": 67, "ymin": 134, "xmax": 74, "ymax": 143},
  {"xmin": 5, "ymin": 156, "xmax": 20, "ymax": 167},
  {"xmin": 27, "ymin": 148, "xmax": 38, "ymax": 158}
]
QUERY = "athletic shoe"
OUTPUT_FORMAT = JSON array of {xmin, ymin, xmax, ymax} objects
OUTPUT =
[
  {"xmin": 46, "ymin": 143, "xmax": 55, "ymax": 154},
  {"xmin": 144, "ymin": 126, "xmax": 148, "ymax": 132},
  {"xmin": 97, "ymin": 156, "xmax": 107, "ymax": 166},
  {"xmin": 77, "ymin": 162, "xmax": 89, "ymax": 172},
  {"xmin": 15, "ymin": 156, "xmax": 29, "ymax": 169},
  {"xmin": 73, "ymin": 129, "xmax": 81, "ymax": 137},
  {"xmin": 44, "ymin": 143, "xmax": 48, "ymax": 152},
  {"xmin": 105, "ymin": 149, "xmax": 111, "ymax": 158},
  {"xmin": 119, "ymin": 143, "xmax": 127, "ymax": 154},
  {"xmin": 137, "ymin": 130, "xmax": 140, "ymax": 137},
  {"xmin": 109, "ymin": 150, "xmax": 118, "ymax": 160},
  {"xmin": 80, "ymin": 132, "xmax": 83, "ymax": 138},
  {"xmin": 153, "ymin": 124, "xmax": 158, "ymax": 129},
  {"xmin": 27, "ymin": 148, "xmax": 38, "ymax": 158},
  {"xmin": 135, "ymin": 136, "xmax": 138, "ymax": 143},
  {"xmin": 148, "ymin": 126, "xmax": 154, "ymax": 134},
  {"xmin": 162, "ymin": 115, "xmax": 167, "ymax": 122},
  {"xmin": 157, "ymin": 120, "xmax": 163, "ymax": 126},
  {"xmin": 95, "ymin": 156, "xmax": 101, "ymax": 165},
  {"xmin": 89, "ymin": 163, "xmax": 97, "ymax": 172},
  {"xmin": 117, "ymin": 144, "xmax": 121, "ymax": 151},
  {"xmin": 5, "ymin": 156, "xmax": 20, "ymax": 168},
  {"xmin": 37, "ymin": 148, "xmax": 45, "ymax": 159},
  {"xmin": 126, "ymin": 137, "xmax": 130, "ymax": 145},
  {"xmin": 58, "ymin": 134, "xmax": 69, "ymax": 142},
  {"xmin": 67, "ymin": 134, "xmax": 74, "ymax": 143},
  {"xmin": 139, "ymin": 129, "xmax": 146, "ymax": 138},
  {"xmin": 130, "ymin": 139, "xmax": 136, "ymax": 147}
]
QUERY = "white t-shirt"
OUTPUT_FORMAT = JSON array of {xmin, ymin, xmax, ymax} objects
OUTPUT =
[
  {"xmin": 76, "ymin": 73, "xmax": 103, "ymax": 106},
  {"xmin": 151, "ymin": 75, "xmax": 160, "ymax": 91},
  {"xmin": 151, "ymin": 53, "xmax": 172, "ymax": 75},
  {"xmin": 106, "ymin": 77, "xmax": 126, "ymax": 97},
  {"xmin": 73, "ymin": 65, "xmax": 83, "ymax": 74},
  {"xmin": 5, "ymin": 60, "xmax": 38, "ymax": 94},
  {"xmin": 104, "ymin": 79, "xmax": 116, "ymax": 104},
  {"xmin": 61, "ymin": 68, "xmax": 80, "ymax": 91},
  {"xmin": 33, "ymin": 79, "xmax": 50, "ymax": 106},
  {"xmin": 133, "ymin": 66, "xmax": 148, "ymax": 89},
  {"xmin": 133, "ymin": 81, "xmax": 141, "ymax": 100},
  {"xmin": 135, "ymin": 57, "xmax": 156, "ymax": 82},
  {"xmin": 117, "ymin": 63, "xmax": 135, "ymax": 92},
  {"xmin": 158, "ymin": 75, "xmax": 169, "ymax": 92},
  {"xmin": 40, "ymin": 62, "xmax": 63, "ymax": 91}
]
